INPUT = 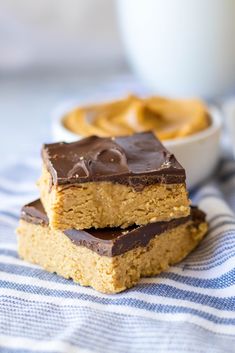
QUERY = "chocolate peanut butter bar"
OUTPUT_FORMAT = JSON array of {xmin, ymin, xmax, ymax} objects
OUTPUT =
[
  {"xmin": 17, "ymin": 200, "xmax": 207, "ymax": 294},
  {"xmin": 38, "ymin": 132, "xmax": 190, "ymax": 230}
]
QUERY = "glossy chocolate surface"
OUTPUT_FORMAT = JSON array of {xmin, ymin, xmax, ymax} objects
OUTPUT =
[
  {"xmin": 42, "ymin": 132, "xmax": 186, "ymax": 188},
  {"xmin": 21, "ymin": 200, "xmax": 205, "ymax": 257},
  {"xmin": 21, "ymin": 199, "xmax": 48, "ymax": 225}
]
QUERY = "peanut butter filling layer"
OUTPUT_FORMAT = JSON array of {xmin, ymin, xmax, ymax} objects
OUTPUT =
[{"xmin": 39, "ymin": 166, "xmax": 190, "ymax": 230}]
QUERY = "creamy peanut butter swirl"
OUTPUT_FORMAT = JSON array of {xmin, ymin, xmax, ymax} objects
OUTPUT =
[{"xmin": 63, "ymin": 95, "xmax": 210, "ymax": 140}]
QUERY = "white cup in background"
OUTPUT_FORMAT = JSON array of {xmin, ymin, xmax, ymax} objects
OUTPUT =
[
  {"xmin": 223, "ymin": 100, "xmax": 235, "ymax": 157},
  {"xmin": 117, "ymin": 0, "xmax": 235, "ymax": 98}
]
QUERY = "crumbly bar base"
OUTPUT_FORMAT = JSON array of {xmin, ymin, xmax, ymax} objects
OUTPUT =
[
  {"xmin": 38, "ymin": 166, "xmax": 190, "ymax": 230},
  {"xmin": 17, "ymin": 220, "xmax": 207, "ymax": 293}
]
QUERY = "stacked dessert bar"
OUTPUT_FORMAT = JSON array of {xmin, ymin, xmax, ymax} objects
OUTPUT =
[{"xmin": 17, "ymin": 132, "xmax": 208, "ymax": 293}]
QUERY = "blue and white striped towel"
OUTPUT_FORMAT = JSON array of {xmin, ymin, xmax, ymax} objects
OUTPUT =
[{"xmin": 0, "ymin": 156, "xmax": 235, "ymax": 353}]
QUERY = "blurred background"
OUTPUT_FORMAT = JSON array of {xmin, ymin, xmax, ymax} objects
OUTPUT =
[
  {"xmin": 1, "ymin": 0, "xmax": 235, "ymax": 162},
  {"xmin": 0, "ymin": 0, "xmax": 130, "ymax": 162},
  {"xmin": 0, "ymin": 0, "xmax": 124, "ymax": 73}
]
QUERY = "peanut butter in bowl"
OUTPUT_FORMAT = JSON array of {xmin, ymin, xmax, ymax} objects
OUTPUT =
[{"xmin": 62, "ymin": 95, "xmax": 211, "ymax": 141}]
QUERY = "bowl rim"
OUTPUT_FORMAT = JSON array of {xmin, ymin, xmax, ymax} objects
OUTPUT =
[{"xmin": 52, "ymin": 98, "xmax": 222, "ymax": 145}]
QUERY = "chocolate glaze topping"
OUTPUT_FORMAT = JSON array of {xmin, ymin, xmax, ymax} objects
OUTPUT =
[
  {"xmin": 21, "ymin": 199, "xmax": 48, "ymax": 225},
  {"xmin": 42, "ymin": 132, "xmax": 186, "ymax": 188},
  {"xmin": 21, "ymin": 200, "xmax": 206, "ymax": 257}
]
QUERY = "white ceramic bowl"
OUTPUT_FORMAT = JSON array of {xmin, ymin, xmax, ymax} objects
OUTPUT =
[{"xmin": 52, "ymin": 100, "xmax": 222, "ymax": 189}]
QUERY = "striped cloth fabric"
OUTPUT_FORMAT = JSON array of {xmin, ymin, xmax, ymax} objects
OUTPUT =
[{"xmin": 1, "ymin": 155, "xmax": 235, "ymax": 353}]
